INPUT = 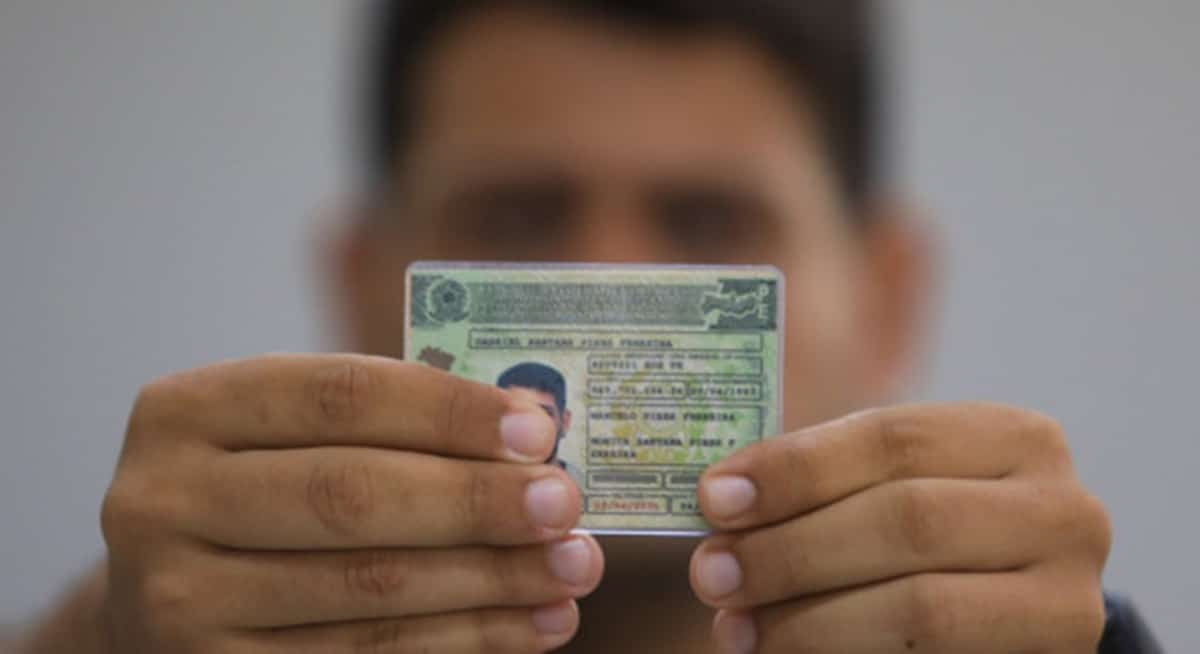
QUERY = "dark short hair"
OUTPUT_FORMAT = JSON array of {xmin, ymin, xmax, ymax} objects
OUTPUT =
[
  {"xmin": 359, "ymin": 0, "xmax": 880, "ymax": 220},
  {"xmin": 497, "ymin": 362, "xmax": 567, "ymax": 414}
]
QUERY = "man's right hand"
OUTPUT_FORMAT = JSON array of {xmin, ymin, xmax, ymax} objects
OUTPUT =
[{"xmin": 99, "ymin": 354, "xmax": 603, "ymax": 653}]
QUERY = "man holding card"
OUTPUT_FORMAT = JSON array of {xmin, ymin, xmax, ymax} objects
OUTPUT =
[{"xmin": 12, "ymin": 1, "xmax": 1160, "ymax": 653}]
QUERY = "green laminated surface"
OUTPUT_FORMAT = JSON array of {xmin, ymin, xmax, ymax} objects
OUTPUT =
[{"xmin": 406, "ymin": 262, "xmax": 782, "ymax": 535}]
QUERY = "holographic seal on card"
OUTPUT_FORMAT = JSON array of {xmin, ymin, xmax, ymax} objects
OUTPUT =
[{"xmin": 405, "ymin": 262, "xmax": 783, "ymax": 536}]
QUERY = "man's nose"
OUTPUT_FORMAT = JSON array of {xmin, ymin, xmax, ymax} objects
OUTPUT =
[{"xmin": 559, "ymin": 210, "xmax": 673, "ymax": 264}]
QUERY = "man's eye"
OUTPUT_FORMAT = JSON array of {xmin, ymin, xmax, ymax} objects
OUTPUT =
[
  {"xmin": 472, "ymin": 204, "xmax": 563, "ymax": 237},
  {"xmin": 656, "ymin": 194, "xmax": 749, "ymax": 253},
  {"xmin": 445, "ymin": 193, "xmax": 571, "ymax": 256}
]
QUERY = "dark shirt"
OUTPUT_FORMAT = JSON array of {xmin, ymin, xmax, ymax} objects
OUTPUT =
[
  {"xmin": 0, "ymin": 594, "xmax": 1163, "ymax": 652},
  {"xmin": 1100, "ymin": 593, "xmax": 1163, "ymax": 653}
]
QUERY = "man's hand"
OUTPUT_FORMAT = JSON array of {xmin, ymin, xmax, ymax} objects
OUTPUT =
[
  {"xmin": 690, "ymin": 403, "xmax": 1111, "ymax": 653},
  {"xmin": 100, "ymin": 354, "xmax": 603, "ymax": 653}
]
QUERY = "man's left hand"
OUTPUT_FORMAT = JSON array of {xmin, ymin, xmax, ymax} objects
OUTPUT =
[{"xmin": 690, "ymin": 403, "xmax": 1111, "ymax": 653}]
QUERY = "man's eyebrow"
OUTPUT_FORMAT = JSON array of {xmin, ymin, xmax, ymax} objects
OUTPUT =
[
  {"xmin": 643, "ymin": 173, "xmax": 773, "ymax": 214},
  {"xmin": 437, "ymin": 164, "xmax": 579, "ymax": 212}
]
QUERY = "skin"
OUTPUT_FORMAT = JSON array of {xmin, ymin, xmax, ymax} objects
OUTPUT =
[
  {"xmin": 505, "ymin": 387, "xmax": 573, "ymax": 464},
  {"xmin": 19, "ymin": 6, "xmax": 1111, "ymax": 654}
]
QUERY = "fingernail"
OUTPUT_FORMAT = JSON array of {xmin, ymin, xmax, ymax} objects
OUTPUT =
[
  {"xmin": 525, "ymin": 477, "xmax": 573, "ymax": 531},
  {"xmin": 501, "ymin": 411, "xmax": 554, "ymax": 461},
  {"xmin": 704, "ymin": 476, "xmax": 756, "ymax": 520},
  {"xmin": 547, "ymin": 538, "xmax": 593, "ymax": 586},
  {"xmin": 532, "ymin": 601, "xmax": 577, "ymax": 636},
  {"xmin": 715, "ymin": 611, "xmax": 757, "ymax": 654},
  {"xmin": 696, "ymin": 551, "xmax": 743, "ymax": 599}
]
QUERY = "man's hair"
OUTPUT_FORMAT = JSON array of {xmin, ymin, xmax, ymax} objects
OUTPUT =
[
  {"xmin": 360, "ymin": 0, "xmax": 881, "ymax": 219},
  {"xmin": 497, "ymin": 362, "xmax": 567, "ymax": 415}
]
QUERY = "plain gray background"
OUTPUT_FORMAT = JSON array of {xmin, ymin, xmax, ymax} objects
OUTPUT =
[{"xmin": 1, "ymin": 1, "xmax": 1196, "ymax": 649}]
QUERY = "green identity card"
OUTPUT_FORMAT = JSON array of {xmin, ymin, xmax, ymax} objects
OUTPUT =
[{"xmin": 405, "ymin": 262, "xmax": 782, "ymax": 535}]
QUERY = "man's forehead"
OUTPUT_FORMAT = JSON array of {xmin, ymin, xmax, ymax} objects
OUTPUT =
[{"xmin": 400, "ymin": 5, "xmax": 829, "ymax": 187}]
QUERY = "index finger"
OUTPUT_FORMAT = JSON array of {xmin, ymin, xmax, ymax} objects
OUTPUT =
[
  {"xmin": 132, "ymin": 354, "xmax": 557, "ymax": 463},
  {"xmin": 697, "ymin": 402, "xmax": 1072, "ymax": 530}
]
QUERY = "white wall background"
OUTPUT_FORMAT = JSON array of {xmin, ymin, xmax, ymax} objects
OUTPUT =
[
  {"xmin": 1, "ymin": 1, "xmax": 1196, "ymax": 649},
  {"xmin": 896, "ymin": 2, "xmax": 1199, "ymax": 649}
]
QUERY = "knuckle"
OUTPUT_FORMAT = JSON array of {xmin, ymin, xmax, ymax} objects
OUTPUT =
[
  {"xmin": 439, "ymin": 376, "xmax": 476, "ymax": 446},
  {"xmin": 99, "ymin": 485, "xmax": 138, "ymax": 550},
  {"xmin": 754, "ymin": 609, "xmax": 808, "ymax": 654},
  {"xmin": 344, "ymin": 550, "xmax": 410, "ymax": 600},
  {"xmin": 1073, "ymin": 587, "xmax": 1109, "ymax": 650},
  {"xmin": 871, "ymin": 410, "xmax": 929, "ymax": 480},
  {"xmin": 306, "ymin": 459, "xmax": 377, "ymax": 537},
  {"xmin": 889, "ymin": 482, "xmax": 948, "ymax": 558},
  {"xmin": 902, "ymin": 575, "xmax": 957, "ymax": 645},
  {"xmin": 1026, "ymin": 412, "xmax": 1067, "ymax": 454},
  {"xmin": 309, "ymin": 360, "xmax": 373, "ymax": 434},
  {"xmin": 473, "ymin": 611, "xmax": 510, "ymax": 653},
  {"xmin": 1028, "ymin": 482, "xmax": 1073, "ymax": 538},
  {"xmin": 996, "ymin": 404, "xmax": 1070, "ymax": 458},
  {"xmin": 100, "ymin": 474, "xmax": 187, "ymax": 552},
  {"xmin": 454, "ymin": 466, "xmax": 498, "ymax": 540},
  {"xmin": 474, "ymin": 610, "xmax": 542, "ymax": 654},
  {"xmin": 354, "ymin": 619, "xmax": 406, "ymax": 654},
  {"xmin": 1069, "ymin": 488, "xmax": 1113, "ymax": 563},
  {"xmin": 128, "ymin": 376, "xmax": 185, "ymax": 439},
  {"xmin": 139, "ymin": 570, "xmax": 196, "ymax": 620},
  {"xmin": 776, "ymin": 440, "xmax": 820, "ymax": 498},
  {"xmin": 485, "ymin": 548, "xmax": 524, "ymax": 603},
  {"xmin": 778, "ymin": 539, "xmax": 815, "ymax": 591},
  {"xmin": 1042, "ymin": 572, "xmax": 1107, "ymax": 653}
]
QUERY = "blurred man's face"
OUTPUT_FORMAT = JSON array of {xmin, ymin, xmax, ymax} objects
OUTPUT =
[{"xmin": 336, "ymin": 6, "xmax": 926, "ymax": 430}]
